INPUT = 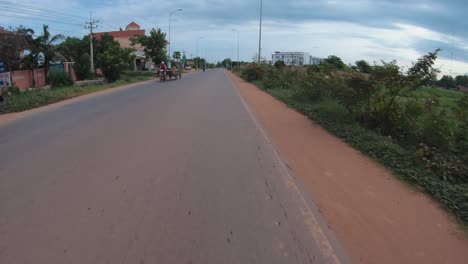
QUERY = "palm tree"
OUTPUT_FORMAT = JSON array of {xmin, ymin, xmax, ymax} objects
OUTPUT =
[{"xmin": 36, "ymin": 25, "xmax": 64, "ymax": 84}]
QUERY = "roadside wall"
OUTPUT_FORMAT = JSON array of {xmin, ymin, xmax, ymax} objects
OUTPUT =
[{"xmin": 10, "ymin": 69, "xmax": 46, "ymax": 90}]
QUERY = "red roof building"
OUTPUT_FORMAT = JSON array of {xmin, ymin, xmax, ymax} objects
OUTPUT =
[{"xmin": 93, "ymin": 22, "xmax": 145, "ymax": 50}]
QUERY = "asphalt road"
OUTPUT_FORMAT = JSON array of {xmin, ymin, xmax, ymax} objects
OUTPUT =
[{"xmin": 0, "ymin": 70, "xmax": 347, "ymax": 264}]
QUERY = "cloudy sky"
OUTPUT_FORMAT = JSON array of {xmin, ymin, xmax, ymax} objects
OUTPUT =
[{"xmin": 1, "ymin": 0, "xmax": 467, "ymax": 75}]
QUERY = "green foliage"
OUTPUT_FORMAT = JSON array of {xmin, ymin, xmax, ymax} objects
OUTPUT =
[
  {"xmin": 36, "ymin": 25, "xmax": 65, "ymax": 84},
  {"xmin": 75, "ymin": 53, "xmax": 91, "ymax": 80},
  {"xmin": 238, "ymin": 49, "xmax": 468, "ymax": 224},
  {"xmin": 455, "ymin": 75, "xmax": 468, "ymax": 87},
  {"xmin": 7, "ymin": 85, "xmax": 21, "ymax": 95},
  {"xmin": 322, "ymin": 55, "xmax": 346, "ymax": 69},
  {"xmin": 438, "ymin": 75, "xmax": 457, "ymax": 89},
  {"xmin": 0, "ymin": 25, "xmax": 35, "ymax": 71},
  {"xmin": 57, "ymin": 37, "xmax": 88, "ymax": 62},
  {"xmin": 241, "ymin": 63, "xmax": 265, "ymax": 82},
  {"xmin": 274, "ymin": 60, "xmax": 286, "ymax": 69},
  {"xmin": 50, "ymin": 72, "xmax": 74, "ymax": 88},
  {"xmin": 96, "ymin": 35, "xmax": 135, "ymax": 82},
  {"xmin": 354, "ymin": 60, "xmax": 372, "ymax": 73},
  {"xmin": 173, "ymin": 51, "xmax": 182, "ymax": 61},
  {"xmin": 131, "ymin": 28, "xmax": 167, "ymax": 64}
]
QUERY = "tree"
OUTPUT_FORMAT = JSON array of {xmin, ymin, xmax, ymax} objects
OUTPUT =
[
  {"xmin": 354, "ymin": 60, "xmax": 372, "ymax": 73},
  {"xmin": 455, "ymin": 75, "xmax": 468, "ymax": 87},
  {"xmin": 173, "ymin": 51, "xmax": 181, "ymax": 61},
  {"xmin": 194, "ymin": 57, "xmax": 206, "ymax": 69},
  {"xmin": 0, "ymin": 26, "xmax": 35, "ymax": 71},
  {"xmin": 75, "ymin": 53, "xmax": 91, "ymax": 80},
  {"xmin": 57, "ymin": 36, "xmax": 90, "ymax": 80},
  {"xmin": 438, "ymin": 75, "xmax": 456, "ymax": 89},
  {"xmin": 97, "ymin": 45, "xmax": 134, "ymax": 82},
  {"xmin": 57, "ymin": 37, "xmax": 88, "ymax": 62},
  {"xmin": 36, "ymin": 25, "xmax": 64, "ymax": 84},
  {"xmin": 221, "ymin": 58, "xmax": 232, "ymax": 68},
  {"xmin": 322, "ymin": 55, "xmax": 346, "ymax": 69},
  {"xmin": 406, "ymin": 49, "xmax": 440, "ymax": 87},
  {"xmin": 131, "ymin": 28, "xmax": 167, "ymax": 65},
  {"xmin": 274, "ymin": 60, "xmax": 286, "ymax": 69}
]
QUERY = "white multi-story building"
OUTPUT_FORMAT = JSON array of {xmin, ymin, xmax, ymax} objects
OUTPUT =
[
  {"xmin": 310, "ymin": 56, "xmax": 323, "ymax": 65},
  {"xmin": 272, "ymin": 51, "xmax": 323, "ymax": 66}
]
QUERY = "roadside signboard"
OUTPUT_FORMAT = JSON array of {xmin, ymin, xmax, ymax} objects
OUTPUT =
[{"xmin": 0, "ymin": 71, "xmax": 11, "ymax": 88}]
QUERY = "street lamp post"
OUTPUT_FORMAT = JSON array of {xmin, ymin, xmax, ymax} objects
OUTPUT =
[
  {"xmin": 232, "ymin": 29, "xmax": 240, "ymax": 68},
  {"xmin": 258, "ymin": 0, "xmax": 263, "ymax": 64},
  {"xmin": 168, "ymin": 8, "xmax": 183, "ymax": 67},
  {"xmin": 196, "ymin": 37, "xmax": 204, "ymax": 70}
]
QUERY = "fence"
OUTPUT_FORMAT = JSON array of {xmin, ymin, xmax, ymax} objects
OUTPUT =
[
  {"xmin": 10, "ymin": 69, "xmax": 46, "ymax": 90},
  {"xmin": 1, "ymin": 62, "xmax": 77, "ymax": 91}
]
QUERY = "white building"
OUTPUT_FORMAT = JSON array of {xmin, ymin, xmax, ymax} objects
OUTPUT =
[
  {"xmin": 272, "ymin": 51, "xmax": 323, "ymax": 66},
  {"xmin": 310, "ymin": 56, "xmax": 323, "ymax": 66}
]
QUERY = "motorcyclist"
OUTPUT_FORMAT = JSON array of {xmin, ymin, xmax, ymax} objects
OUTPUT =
[{"xmin": 159, "ymin": 61, "xmax": 167, "ymax": 79}]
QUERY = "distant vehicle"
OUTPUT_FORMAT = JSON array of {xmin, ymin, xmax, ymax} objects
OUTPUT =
[{"xmin": 185, "ymin": 66, "xmax": 192, "ymax": 70}]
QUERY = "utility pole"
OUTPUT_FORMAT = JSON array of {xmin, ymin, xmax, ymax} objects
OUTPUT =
[
  {"xmin": 232, "ymin": 29, "xmax": 240, "ymax": 68},
  {"xmin": 85, "ymin": 12, "xmax": 98, "ymax": 75},
  {"xmin": 258, "ymin": 0, "xmax": 263, "ymax": 64},
  {"xmin": 168, "ymin": 9, "xmax": 183, "ymax": 68},
  {"xmin": 196, "ymin": 37, "xmax": 204, "ymax": 70}
]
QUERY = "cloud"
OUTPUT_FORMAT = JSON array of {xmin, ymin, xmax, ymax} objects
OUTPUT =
[{"xmin": 1, "ymin": 0, "xmax": 467, "ymax": 75}]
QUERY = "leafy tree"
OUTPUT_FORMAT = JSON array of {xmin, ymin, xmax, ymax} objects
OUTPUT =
[
  {"xmin": 173, "ymin": 51, "xmax": 181, "ymax": 61},
  {"xmin": 36, "ymin": 25, "xmax": 64, "ymax": 83},
  {"xmin": 322, "ymin": 55, "xmax": 346, "ymax": 69},
  {"xmin": 274, "ymin": 60, "xmax": 286, "ymax": 69},
  {"xmin": 406, "ymin": 49, "xmax": 440, "ymax": 86},
  {"xmin": 57, "ymin": 37, "xmax": 88, "ymax": 62},
  {"xmin": 0, "ymin": 26, "xmax": 35, "ymax": 71},
  {"xmin": 354, "ymin": 60, "xmax": 372, "ymax": 73},
  {"xmin": 57, "ymin": 37, "xmax": 90, "ymax": 80},
  {"xmin": 194, "ymin": 57, "xmax": 206, "ymax": 69},
  {"xmin": 221, "ymin": 58, "xmax": 232, "ymax": 68},
  {"xmin": 131, "ymin": 28, "xmax": 167, "ymax": 65},
  {"xmin": 455, "ymin": 75, "xmax": 468, "ymax": 87},
  {"xmin": 97, "ymin": 45, "xmax": 134, "ymax": 82},
  {"xmin": 438, "ymin": 75, "xmax": 456, "ymax": 89},
  {"xmin": 75, "ymin": 53, "xmax": 91, "ymax": 80}
]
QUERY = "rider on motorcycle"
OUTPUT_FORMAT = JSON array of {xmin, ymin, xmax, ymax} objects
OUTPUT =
[{"xmin": 159, "ymin": 61, "xmax": 167, "ymax": 78}]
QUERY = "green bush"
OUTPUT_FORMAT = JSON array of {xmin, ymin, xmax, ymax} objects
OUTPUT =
[
  {"xmin": 236, "ymin": 50, "xmax": 468, "ymax": 223},
  {"xmin": 8, "ymin": 85, "xmax": 21, "ymax": 95},
  {"xmin": 75, "ymin": 53, "xmax": 91, "ymax": 80},
  {"xmin": 50, "ymin": 72, "xmax": 74, "ymax": 88},
  {"xmin": 241, "ymin": 63, "xmax": 265, "ymax": 82}
]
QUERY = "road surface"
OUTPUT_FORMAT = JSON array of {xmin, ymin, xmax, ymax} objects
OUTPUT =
[{"xmin": 0, "ymin": 70, "xmax": 347, "ymax": 264}]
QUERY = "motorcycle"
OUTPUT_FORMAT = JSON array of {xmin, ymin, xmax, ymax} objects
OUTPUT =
[{"xmin": 159, "ymin": 70, "xmax": 166, "ymax": 82}]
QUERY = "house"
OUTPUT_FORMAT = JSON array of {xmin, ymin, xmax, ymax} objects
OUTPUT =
[
  {"xmin": 272, "ymin": 51, "xmax": 323, "ymax": 66},
  {"xmin": 93, "ymin": 22, "xmax": 145, "ymax": 49},
  {"xmin": 93, "ymin": 22, "xmax": 153, "ymax": 70}
]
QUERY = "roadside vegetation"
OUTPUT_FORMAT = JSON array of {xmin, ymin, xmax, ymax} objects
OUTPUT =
[
  {"xmin": 235, "ymin": 51, "xmax": 468, "ymax": 224},
  {"xmin": 0, "ymin": 71, "xmax": 153, "ymax": 113},
  {"xmin": 0, "ymin": 24, "xmax": 174, "ymax": 112}
]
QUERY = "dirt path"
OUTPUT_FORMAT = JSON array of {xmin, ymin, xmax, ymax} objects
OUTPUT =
[{"xmin": 228, "ymin": 71, "xmax": 468, "ymax": 264}]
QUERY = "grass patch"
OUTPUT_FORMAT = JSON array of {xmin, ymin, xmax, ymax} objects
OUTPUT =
[{"xmin": 0, "ymin": 71, "xmax": 154, "ymax": 114}]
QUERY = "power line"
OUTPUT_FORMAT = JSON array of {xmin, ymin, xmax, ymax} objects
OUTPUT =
[
  {"xmin": 0, "ymin": 0, "xmax": 87, "ymax": 21},
  {"xmin": 0, "ymin": 13, "xmax": 84, "ymax": 26}
]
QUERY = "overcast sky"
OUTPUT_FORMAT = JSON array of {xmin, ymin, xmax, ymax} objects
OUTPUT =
[{"xmin": 2, "ymin": 0, "xmax": 467, "ymax": 75}]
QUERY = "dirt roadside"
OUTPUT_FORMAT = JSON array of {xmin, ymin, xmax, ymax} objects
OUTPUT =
[{"xmin": 227, "ymin": 71, "xmax": 468, "ymax": 264}]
